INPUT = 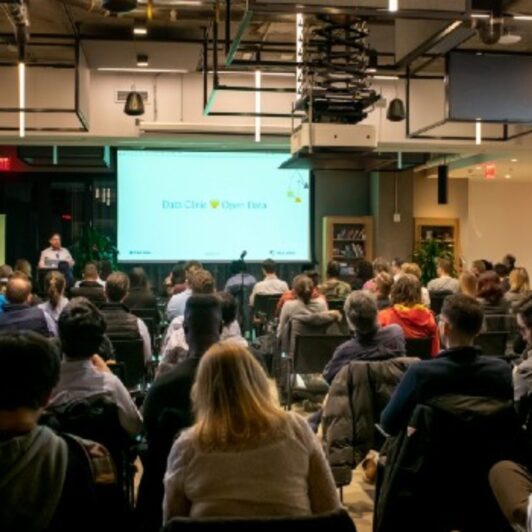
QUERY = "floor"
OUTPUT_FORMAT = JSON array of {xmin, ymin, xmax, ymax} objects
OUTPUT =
[{"xmin": 343, "ymin": 467, "xmax": 375, "ymax": 532}]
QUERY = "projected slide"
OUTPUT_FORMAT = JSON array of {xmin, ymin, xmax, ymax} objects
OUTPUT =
[{"xmin": 117, "ymin": 151, "xmax": 311, "ymax": 262}]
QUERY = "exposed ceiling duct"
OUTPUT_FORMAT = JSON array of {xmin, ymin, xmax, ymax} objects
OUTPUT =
[{"xmin": 1, "ymin": 0, "xmax": 30, "ymax": 59}]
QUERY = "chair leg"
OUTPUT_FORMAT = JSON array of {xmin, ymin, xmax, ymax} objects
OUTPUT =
[{"xmin": 339, "ymin": 486, "xmax": 344, "ymax": 503}]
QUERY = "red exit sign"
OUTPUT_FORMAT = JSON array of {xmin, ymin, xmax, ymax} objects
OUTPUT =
[{"xmin": 0, "ymin": 157, "xmax": 11, "ymax": 171}]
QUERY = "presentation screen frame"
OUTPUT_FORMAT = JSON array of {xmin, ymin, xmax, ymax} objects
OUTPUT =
[{"xmin": 116, "ymin": 149, "xmax": 315, "ymax": 264}]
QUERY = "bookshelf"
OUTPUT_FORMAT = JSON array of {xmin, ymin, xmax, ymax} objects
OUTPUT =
[
  {"xmin": 322, "ymin": 216, "xmax": 374, "ymax": 279},
  {"xmin": 414, "ymin": 217, "xmax": 461, "ymax": 268}
]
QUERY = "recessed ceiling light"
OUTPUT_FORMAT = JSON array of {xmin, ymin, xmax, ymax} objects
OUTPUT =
[
  {"xmin": 471, "ymin": 13, "xmax": 490, "ymax": 19},
  {"xmin": 97, "ymin": 67, "xmax": 187, "ymax": 73},
  {"xmin": 475, "ymin": 166, "xmax": 482, "ymax": 171},
  {"xmin": 511, "ymin": 158, "xmax": 518, "ymax": 162},
  {"xmin": 505, "ymin": 174, "xmax": 512, "ymax": 179},
  {"xmin": 133, "ymin": 26, "xmax": 147, "ymax": 36},
  {"xmin": 137, "ymin": 54, "xmax": 149, "ymax": 67},
  {"xmin": 388, "ymin": 0, "xmax": 398, "ymax": 12},
  {"xmin": 514, "ymin": 15, "xmax": 532, "ymax": 21}
]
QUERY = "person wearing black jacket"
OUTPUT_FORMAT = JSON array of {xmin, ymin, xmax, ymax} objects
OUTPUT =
[
  {"xmin": 136, "ymin": 294, "xmax": 222, "ymax": 531},
  {"xmin": 380, "ymin": 294, "xmax": 513, "ymax": 436}
]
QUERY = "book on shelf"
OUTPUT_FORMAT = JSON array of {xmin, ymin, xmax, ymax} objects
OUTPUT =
[{"xmin": 334, "ymin": 227, "xmax": 366, "ymax": 241}]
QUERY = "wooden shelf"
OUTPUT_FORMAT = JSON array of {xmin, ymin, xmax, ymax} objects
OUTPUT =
[{"xmin": 414, "ymin": 217, "xmax": 461, "ymax": 271}]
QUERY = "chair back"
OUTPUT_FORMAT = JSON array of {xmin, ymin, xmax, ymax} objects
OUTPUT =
[
  {"xmin": 130, "ymin": 309, "xmax": 158, "ymax": 345},
  {"xmin": 253, "ymin": 294, "xmax": 282, "ymax": 322},
  {"xmin": 474, "ymin": 332, "xmax": 508, "ymax": 356},
  {"xmin": 293, "ymin": 334, "xmax": 351, "ymax": 374},
  {"xmin": 405, "ymin": 337, "xmax": 433, "ymax": 360},
  {"xmin": 428, "ymin": 290, "xmax": 453, "ymax": 316},
  {"xmin": 484, "ymin": 313, "xmax": 516, "ymax": 334},
  {"xmin": 327, "ymin": 299, "xmax": 345, "ymax": 312},
  {"xmin": 112, "ymin": 338, "xmax": 146, "ymax": 389},
  {"xmin": 162, "ymin": 509, "xmax": 357, "ymax": 532}
]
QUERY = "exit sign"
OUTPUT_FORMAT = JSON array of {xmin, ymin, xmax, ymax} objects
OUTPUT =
[{"xmin": 0, "ymin": 157, "xmax": 11, "ymax": 171}]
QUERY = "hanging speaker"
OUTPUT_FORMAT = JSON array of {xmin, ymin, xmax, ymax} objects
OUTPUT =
[
  {"xmin": 386, "ymin": 98, "xmax": 406, "ymax": 122},
  {"xmin": 124, "ymin": 91, "xmax": 145, "ymax": 116},
  {"xmin": 438, "ymin": 164, "xmax": 449, "ymax": 205}
]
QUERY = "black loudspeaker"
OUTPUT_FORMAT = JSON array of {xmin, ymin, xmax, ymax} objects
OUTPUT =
[{"xmin": 438, "ymin": 164, "xmax": 448, "ymax": 205}]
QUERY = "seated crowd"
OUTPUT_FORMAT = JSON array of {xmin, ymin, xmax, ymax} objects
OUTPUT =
[{"xmin": 2, "ymin": 252, "xmax": 532, "ymax": 532}]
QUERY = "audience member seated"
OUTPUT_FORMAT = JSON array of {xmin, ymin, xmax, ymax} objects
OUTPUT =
[
  {"xmin": 319, "ymin": 260, "xmax": 352, "ymax": 299},
  {"xmin": 0, "ymin": 331, "xmax": 105, "ymax": 532},
  {"xmin": 276, "ymin": 269, "xmax": 324, "ymax": 314},
  {"xmin": 100, "ymin": 272, "xmax": 152, "ymax": 363},
  {"xmin": 166, "ymin": 260, "xmax": 203, "ymax": 320},
  {"xmin": 162, "ymin": 269, "xmax": 216, "ymax": 355},
  {"xmin": 477, "ymin": 270, "xmax": 510, "ymax": 315},
  {"xmin": 427, "ymin": 258, "xmax": 460, "ymax": 293},
  {"xmin": 124, "ymin": 266, "xmax": 159, "ymax": 318},
  {"xmin": 495, "ymin": 262, "xmax": 511, "ymax": 293},
  {"xmin": 362, "ymin": 257, "xmax": 390, "ymax": 292},
  {"xmin": 323, "ymin": 291, "xmax": 405, "ymax": 384},
  {"xmin": 249, "ymin": 259, "xmax": 289, "ymax": 306},
  {"xmin": 400, "ymin": 262, "xmax": 431, "ymax": 307},
  {"xmin": 163, "ymin": 263, "xmax": 187, "ymax": 297},
  {"xmin": 0, "ymin": 263, "xmax": 13, "ymax": 313},
  {"xmin": 70, "ymin": 263, "xmax": 106, "ymax": 305},
  {"xmin": 14, "ymin": 259, "xmax": 42, "ymax": 305},
  {"xmin": 99, "ymin": 259, "xmax": 113, "ymax": 282},
  {"xmin": 378, "ymin": 274, "xmax": 439, "ymax": 357},
  {"xmin": 0, "ymin": 275, "xmax": 56, "ymax": 336},
  {"xmin": 217, "ymin": 291, "xmax": 247, "ymax": 346},
  {"xmin": 49, "ymin": 298, "xmax": 142, "ymax": 438},
  {"xmin": 277, "ymin": 274, "xmax": 329, "ymax": 338},
  {"xmin": 163, "ymin": 341, "xmax": 340, "ymax": 521},
  {"xmin": 459, "ymin": 270, "xmax": 478, "ymax": 298},
  {"xmin": 489, "ymin": 460, "xmax": 532, "ymax": 532},
  {"xmin": 380, "ymin": 294, "xmax": 512, "ymax": 436},
  {"xmin": 472, "ymin": 259, "xmax": 488, "ymax": 277},
  {"xmin": 39, "ymin": 271, "xmax": 69, "ymax": 323},
  {"xmin": 138, "ymin": 295, "xmax": 222, "ymax": 531},
  {"xmin": 505, "ymin": 267, "xmax": 531, "ymax": 310},
  {"xmin": 73, "ymin": 262, "xmax": 105, "ymax": 288},
  {"xmin": 351, "ymin": 260, "xmax": 374, "ymax": 291},
  {"xmin": 503, "ymin": 253, "xmax": 517, "ymax": 274},
  {"xmin": 374, "ymin": 271, "xmax": 393, "ymax": 310},
  {"xmin": 224, "ymin": 259, "xmax": 257, "ymax": 295},
  {"xmin": 512, "ymin": 296, "xmax": 532, "ymax": 408},
  {"xmin": 391, "ymin": 257, "xmax": 403, "ymax": 282}
]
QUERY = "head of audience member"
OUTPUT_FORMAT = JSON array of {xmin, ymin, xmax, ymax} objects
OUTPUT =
[
  {"xmin": 391, "ymin": 258, "xmax": 403, "ymax": 277},
  {"xmin": 439, "ymin": 294, "xmax": 484, "ymax": 349},
  {"xmin": 356, "ymin": 260, "xmax": 374, "ymax": 284},
  {"xmin": 83, "ymin": 262, "xmax": 100, "ymax": 282},
  {"xmin": 129, "ymin": 267, "xmax": 150, "ymax": 291},
  {"xmin": 375, "ymin": 271, "xmax": 393, "ymax": 300},
  {"xmin": 190, "ymin": 269, "xmax": 215, "ymax": 295},
  {"xmin": 58, "ymin": 298, "xmax": 106, "ymax": 360},
  {"xmin": 185, "ymin": 260, "xmax": 202, "ymax": 275},
  {"xmin": 483, "ymin": 259, "xmax": 493, "ymax": 271},
  {"xmin": 0, "ymin": 331, "xmax": 60, "ymax": 435},
  {"xmin": 105, "ymin": 271, "xmax": 130, "ymax": 303},
  {"xmin": 494, "ymin": 263, "xmax": 509, "ymax": 281},
  {"xmin": 170, "ymin": 263, "xmax": 186, "ymax": 286},
  {"xmin": 183, "ymin": 294, "xmax": 222, "ymax": 357},
  {"xmin": 14, "ymin": 259, "xmax": 32, "ymax": 281},
  {"xmin": 509, "ymin": 267, "xmax": 530, "ymax": 295},
  {"xmin": 216, "ymin": 291, "xmax": 239, "ymax": 328},
  {"xmin": 459, "ymin": 271, "xmax": 478, "ymax": 298},
  {"xmin": 0, "ymin": 264, "xmax": 13, "ymax": 293},
  {"xmin": 44, "ymin": 271, "xmax": 66, "ymax": 310},
  {"xmin": 292, "ymin": 274, "xmax": 314, "ymax": 305},
  {"xmin": 261, "ymin": 259, "xmax": 278, "ymax": 279},
  {"xmin": 302, "ymin": 268, "xmax": 320, "ymax": 288},
  {"xmin": 391, "ymin": 274, "xmax": 421, "ymax": 308},
  {"xmin": 400, "ymin": 262, "xmax": 422, "ymax": 281},
  {"xmin": 436, "ymin": 258, "xmax": 454, "ymax": 279},
  {"xmin": 516, "ymin": 295, "xmax": 532, "ymax": 345},
  {"xmin": 477, "ymin": 271, "xmax": 504, "ymax": 305},
  {"xmin": 99, "ymin": 260, "xmax": 113, "ymax": 281},
  {"xmin": 49, "ymin": 233, "xmax": 62, "ymax": 251},
  {"xmin": 373, "ymin": 257, "xmax": 391, "ymax": 276},
  {"xmin": 503, "ymin": 254, "xmax": 516, "ymax": 273},
  {"xmin": 192, "ymin": 341, "xmax": 284, "ymax": 450},
  {"xmin": 326, "ymin": 260, "xmax": 342, "ymax": 281},
  {"xmin": 344, "ymin": 291, "xmax": 378, "ymax": 338},
  {"xmin": 6, "ymin": 275, "xmax": 32, "ymax": 305},
  {"xmin": 471, "ymin": 259, "xmax": 487, "ymax": 277},
  {"xmin": 229, "ymin": 260, "xmax": 247, "ymax": 276}
]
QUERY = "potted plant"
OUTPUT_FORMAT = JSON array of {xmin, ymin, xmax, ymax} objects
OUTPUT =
[
  {"xmin": 70, "ymin": 227, "xmax": 118, "ymax": 278},
  {"xmin": 413, "ymin": 239, "xmax": 455, "ymax": 286}
]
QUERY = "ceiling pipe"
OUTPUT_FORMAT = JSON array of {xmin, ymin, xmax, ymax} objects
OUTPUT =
[{"xmin": 1, "ymin": 0, "xmax": 30, "ymax": 59}]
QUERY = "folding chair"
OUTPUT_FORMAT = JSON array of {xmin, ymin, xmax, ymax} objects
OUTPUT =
[
  {"xmin": 474, "ymin": 331, "xmax": 509, "ymax": 357},
  {"xmin": 405, "ymin": 337, "xmax": 433, "ymax": 360}
]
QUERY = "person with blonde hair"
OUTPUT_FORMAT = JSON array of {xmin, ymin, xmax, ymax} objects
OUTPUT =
[
  {"xmin": 163, "ymin": 341, "xmax": 340, "ymax": 521},
  {"xmin": 400, "ymin": 262, "xmax": 431, "ymax": 307},
  {"xmin": 459, "ymin": 271, "xmax": 478, "ymax": 298},
  {"xmin": 504, "ymin": 267, "xmax": 531, "ymax": 309},
  {"xmin": 38, "ymin": 271, "xmax": 68, "ymax": 322}
]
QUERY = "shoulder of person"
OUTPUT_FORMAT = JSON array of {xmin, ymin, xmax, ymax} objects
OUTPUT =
[{"xmin": 284, "ymin": 411, "xmax": 316, "ymax": 446}]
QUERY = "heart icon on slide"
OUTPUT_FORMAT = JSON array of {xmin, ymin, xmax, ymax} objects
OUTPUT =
[{"xmin": 210, "ymin": 200, "xmax": 220, "ymax": 209}]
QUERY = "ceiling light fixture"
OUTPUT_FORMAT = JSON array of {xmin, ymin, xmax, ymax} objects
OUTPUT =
[
  {"xmin": 475, "ymin": 120, "xmax": 482, "ymax": 145},
  {"xmin": 373, "ymin": 75, "xmax": 399, "ymax": 80},
  {"xmin": 133, "ymin": 26, "xmax": 147, "ymax": 36},
  {"xmin": 388, "ymin": 0, "xmax": 398, "ymax": 12},
  {"xmin": 296, "ymin": 12, "xmax": 304, "ymax": 97},
  {"xmin": 137, "ymin": 54, "xmax": 149, "ymax": 67},
  {"xmin": 18, "ymin": 61, "xmax": 25, "ymax": 138},
  {"xmin": 471, "ymin": 13, "xmax": 490, "ymax": 19},
  {"xmin": 505, "ymin": 174, "xmax": 512, "ymax": 179},
  {"xmin": 514, "ymin": 15, "xmax": 532, "ymax": 21},
  {"xmin": 97, "ymin": 67, "xmax": 187, "ymax": 73},
  {"xmin": 387, "ymin": 98, "xmax": 406, "ymax": 121},
  {"xmin": 255, "ymin": 69, "xmax": 261, "ymax": 143},
  {"xmin": 511, "ymin": 158, "xmax": 518, "ymax": 162}
]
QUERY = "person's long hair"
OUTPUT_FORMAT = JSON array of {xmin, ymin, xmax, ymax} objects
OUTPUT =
[
  {"xmin": 293, "ymin": 274, "xmax": 313, "ymax": 305},
  {"xmin": 45, "ymin": 271, "xmax": 66, "ymax": 309},
  {"xmin": 459, "ymin": 271, "xmax": 478, "ymax": 298},
  {"xmin": 192, "ymin": 341, "xmax": 288, "ymax": 451},
  {"xmin": 509, "ymin": 267, "xmax": 530, "ymax": 294},
  {"xmin": 477, "ymin": 271, "xmax": 504, "ymax": 305}
]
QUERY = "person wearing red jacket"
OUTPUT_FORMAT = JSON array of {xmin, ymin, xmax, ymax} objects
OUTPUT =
[{"xmin": 378, "ymin": 273, "xmax": 440, "ymax": 357}]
